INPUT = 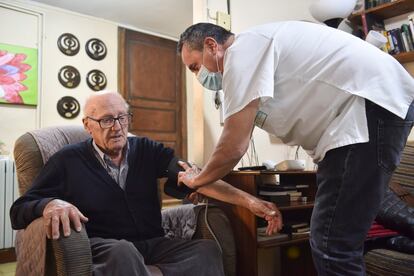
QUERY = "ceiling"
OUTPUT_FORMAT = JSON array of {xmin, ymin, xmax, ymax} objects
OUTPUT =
[{"xmin": 32, "ymin": 0, "xmax": 193, "ymax": 39}]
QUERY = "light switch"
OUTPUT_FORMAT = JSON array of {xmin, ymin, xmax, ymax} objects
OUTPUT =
[{"xmin": 216, "ymin": 11, "xmax": 231, "ymax": 31}]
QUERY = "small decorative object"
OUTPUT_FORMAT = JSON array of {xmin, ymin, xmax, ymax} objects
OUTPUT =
[
  {"xmin": 86, "ymin": 69, "xmax": 107, "ymax": 91},
  {"xmin": 309, "ymin": 0, "xmax": 358, "ymax": 28},
  {"xmin": 0, "ymin": 43, "xmax": 38, "ymax": 105},
  {"xmin": 58, "ymin": 65, "xmax": 80, "ymax": 88},
  {"xmin": 85, "ymin": 38, "xmax": 107, "ymax": 60},
  {"xmin": 57, "ymin": 96, "xmax": 80, "ymax": 119},
  {"xmin": 57, "ymin": 33, "xmax": 80, "ymax": 56}
]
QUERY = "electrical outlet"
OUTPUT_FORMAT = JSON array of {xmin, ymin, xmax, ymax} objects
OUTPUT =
[{"xmin": 216, "ymin": 11, "xmax": 231, "ymax": 31}]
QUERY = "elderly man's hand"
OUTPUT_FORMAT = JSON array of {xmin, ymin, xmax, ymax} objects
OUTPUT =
[
  {"xmin": 43, "ymin": 199, "xmax": 88, "ymax": 240},
  {"xmin": 186, "ymin": 192, "xmax": 205, "ymax": 205},
  {"xmin": 247, "ymin": 198, "xmax": 283, "ymax": 235}
]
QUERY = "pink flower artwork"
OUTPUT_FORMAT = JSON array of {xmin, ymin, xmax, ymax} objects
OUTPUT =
[{"xmin": 0, "ymin": 50, "xmax": 32, "ymax": 104}]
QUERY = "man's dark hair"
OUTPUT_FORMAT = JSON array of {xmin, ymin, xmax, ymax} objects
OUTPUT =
[{"xmin": 177, "ymin": 23, "xmax": 234, "ymax": 54}]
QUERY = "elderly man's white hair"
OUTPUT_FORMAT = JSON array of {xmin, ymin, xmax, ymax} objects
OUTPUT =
[{"xmin": 83, "ymin": 91, "xmax": 129, "ymax": 117}]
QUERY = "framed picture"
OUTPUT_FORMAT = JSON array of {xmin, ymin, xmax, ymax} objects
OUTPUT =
[{"xmin": 0, "ymin": 43, "xmax": 38, "ymax": 106}]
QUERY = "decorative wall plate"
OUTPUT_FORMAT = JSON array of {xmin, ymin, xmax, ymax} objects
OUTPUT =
[
  {"xmin": 86, "ymin": 69, "xmax": 107, "ymax": 91},
  {"xmin": 57, "ymin": 96, "xmax": 80, "ymax": 119},
  {"xmin": 58, "ymin": 65, "xmax": 80, "ymax": 88},
  {"xmin": 57, "ymin": 33, "xmax": 80, "ymax": 56},
  {"xmin": 85, "ymin": 38, "xmax": 107, "ymax": 60}
]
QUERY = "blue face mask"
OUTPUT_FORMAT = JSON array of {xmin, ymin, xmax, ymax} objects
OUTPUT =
[{"xmin": 197, "ymin": 52, "xmax": 222, "ymax": 91}]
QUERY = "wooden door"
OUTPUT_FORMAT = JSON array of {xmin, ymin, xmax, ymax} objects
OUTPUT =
[{"xmin": 119, "ymin": 28, "xmax": 187, "ymax": 160}]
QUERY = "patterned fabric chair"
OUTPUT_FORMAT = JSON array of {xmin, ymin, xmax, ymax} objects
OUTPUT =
[
  {"xmin": 364, "ymin": 141, "xmax": 414, "ymax": 276},
  {"xmin": 13, "ymin": 125, "xmax": 236, "ymax": 276}
]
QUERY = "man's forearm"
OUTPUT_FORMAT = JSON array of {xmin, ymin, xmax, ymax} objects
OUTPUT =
[
  {"xmin": 191, "ymin": 99, "xmax": 260, "ymax": 188},
  {"xmin": 197, "ymin": 179, "xmax": 255, "ymax": 209}
]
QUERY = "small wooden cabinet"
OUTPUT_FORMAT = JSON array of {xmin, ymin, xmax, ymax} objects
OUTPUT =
[{"xmin": 218, "ymin": 170, "xmax": 317, "ymax": 276}]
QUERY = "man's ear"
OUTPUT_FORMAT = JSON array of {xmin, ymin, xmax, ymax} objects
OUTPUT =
[
  {"xmin": 82, "ymin": 118, "xmax": 91, "ymax": 134},
  {"xmin": 203, "ymin": 37, "xmax": 218, "ymax": 54}
]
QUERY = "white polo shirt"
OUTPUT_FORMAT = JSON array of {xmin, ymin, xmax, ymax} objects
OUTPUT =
[{"xmin": 222, "ymin": 21, "xmax": 414, "ymax": 162}]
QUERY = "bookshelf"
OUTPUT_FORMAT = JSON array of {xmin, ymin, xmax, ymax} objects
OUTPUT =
[
  {"xmin": 349, "ymin": 0, "xmax": 414, "ymax": 25},
  {"xmin": 218, "ymin": 170, "xmax": 317, "ymax": 276},
  {"xmin": 394, "ymin": 50, "xmax": 414, "ymax": 62},
  {"xmin": 349, "ymin": 0, "xmax": 414, "ymax": 64}
]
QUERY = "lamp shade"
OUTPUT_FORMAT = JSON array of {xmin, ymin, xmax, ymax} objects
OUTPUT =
[{"xmin": 309, "ymin": 0, "xmax": 358, "ymax": 22}]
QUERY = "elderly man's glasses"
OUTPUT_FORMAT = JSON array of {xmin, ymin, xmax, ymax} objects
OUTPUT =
[{"xmin": 87, "ymin": 113, "xmax": 132, "ymax": 129}]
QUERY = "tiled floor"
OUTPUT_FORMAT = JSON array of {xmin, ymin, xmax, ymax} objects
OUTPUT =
[{"xmin": 0, "ymin": 262, "xmax": 16, "ymax": 276}]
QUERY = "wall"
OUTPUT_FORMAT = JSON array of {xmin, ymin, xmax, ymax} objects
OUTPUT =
[
  {"xmin": 192, "ymin": 0, "xmax": 315, "ymax": 168},
  {"xmin": 0, "ymin": 0, "xmax": 118, "ymax": 154}
]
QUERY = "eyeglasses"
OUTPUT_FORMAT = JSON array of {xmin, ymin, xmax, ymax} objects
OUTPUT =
[{"xmin": 87, "ymin": 113, "xmax": 132, "ymax": 129}]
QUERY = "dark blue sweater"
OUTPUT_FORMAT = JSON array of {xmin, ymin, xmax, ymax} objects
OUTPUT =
[{"xmin": 10, "ymin": 137, "xmax": 174, "ymax": 242}]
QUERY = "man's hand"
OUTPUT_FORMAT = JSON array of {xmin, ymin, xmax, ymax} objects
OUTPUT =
[
  {"xmin": 247, "ymin": 198, "xmax": 283, "ymax": 235},
  {"xmin": 177, "ymin": 161, "xmax": 200, "ymax": 189},
  {"xmin": 42, "ymin": 199, "xmax": 88, "ymax": 240}
]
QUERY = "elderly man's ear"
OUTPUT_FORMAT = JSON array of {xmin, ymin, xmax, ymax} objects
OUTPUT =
[{"xmin": 82, "ymin": 118, "xmax": 92, "ymax": 134}]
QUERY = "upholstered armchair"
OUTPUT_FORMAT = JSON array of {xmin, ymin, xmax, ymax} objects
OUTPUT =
[{"xmin": 13, "ymin": 125, "xmax": 236, "ymax": 276}]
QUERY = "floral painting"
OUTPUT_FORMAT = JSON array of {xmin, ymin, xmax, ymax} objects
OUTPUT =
[{"xmin": 0, "ymin": 43, "xmax": 38, "ymax": 105}]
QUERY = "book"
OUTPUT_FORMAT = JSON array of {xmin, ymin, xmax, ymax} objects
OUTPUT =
[
  {"xmin": 260, "ymin": 194, "xmax": 290, "ymax": 205},
  {"xmin": 387, "ymin": 30, "xmax": 395, "ymax": 54},
  {"xmin": 259, "ymin": 183, "xmax": 308, "ymax": 191},
  {"xmin": 292, "ymin": 231, "xmax": 310, "ymax": 239},
  {"xmin": 401, "ymin": 24, "xmax": 414, "ymax": 50},
  {"xmin": 401, "ymin": 29, "xmax": 412, "ymax": 52},
  {"xmin": 294, "ymin": 227, "xmax": 311, "ymax": 233},
  {"xmin": 409, "ymin": 19, "xmax": 414, "ymax": 47},
  {"xmin": 257, "ymin": 233, "xmax": 290, "ymax": 244},
  {"xmin": 389, "ymin": 28, "xmax": 405, "ymax": 54},
  {"xmin": 289, "ymin": 222, "xmax": 308, "ymax": 229},
  {"xmin": 259, "ymin": 190, "xmax": 298, "ymax": 196},
  {"xmin": 281, "ymin": 222, "xmax": 309, "ymax": 234}
]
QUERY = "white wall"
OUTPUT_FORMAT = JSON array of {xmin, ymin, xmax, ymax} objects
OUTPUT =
[
  {"xmin": 194, "ymin": 0, "xmax": 316, "ymax": 169},
  {"xmin": 0, "ymin": 0, "xmax": 118, "ymax": 154},
  {"xmin": 0, "ymin": 4, "xmax": 39, "ymax": 155}
]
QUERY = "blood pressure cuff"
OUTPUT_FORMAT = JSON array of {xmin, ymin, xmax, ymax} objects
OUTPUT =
[{"xmin": 164, "ymin": 157, "xmax": 195, "ymax": 199}]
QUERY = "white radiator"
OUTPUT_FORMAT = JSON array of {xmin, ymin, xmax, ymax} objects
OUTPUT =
[{"xmin": 0, "ymin": 157, "xmax": 19, "ymax": 249}]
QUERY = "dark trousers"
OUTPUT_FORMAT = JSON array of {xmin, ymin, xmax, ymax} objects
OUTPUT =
[
  {"xmin": 90, "ymin": 236, "xmax": 225, "ymax": 276},
  {"xmin": 310, "ymin": 100, "xmax": 414, "ymax": 275}
]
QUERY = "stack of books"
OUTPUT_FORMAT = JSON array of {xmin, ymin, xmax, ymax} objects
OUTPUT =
[
  {"xmin": 281, "ymin": 222, "xmax": 311, "ymax": 238},
  {"xmin": 257, "ymin": 226, "xmax": 289, "ymax": 243},
  {"xmin": 257, "ymin": 176, "xmax": 309, "ymax": 205}
]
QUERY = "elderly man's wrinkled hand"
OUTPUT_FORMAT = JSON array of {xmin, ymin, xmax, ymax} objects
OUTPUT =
[
  {"xmin": 43, "ymin": 199, "xmax": 88, "ymax": 240},
  {"xmin": 247, "ymin": 198, "xmax": 283, "ymax": 235},
  {"xmin": 186, "ymin": 192, "xmax": 205, "ymax": 205}
]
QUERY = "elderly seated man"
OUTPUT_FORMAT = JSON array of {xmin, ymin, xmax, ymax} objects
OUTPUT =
[{"xmin": 10, "ymin": 91, "xmax": 282, "ymax": 276}]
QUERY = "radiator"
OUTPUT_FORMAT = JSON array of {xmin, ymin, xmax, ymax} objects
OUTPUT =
[{"xmin": 0, "ymin": 157, "xmax": 19, "ymax": 249}]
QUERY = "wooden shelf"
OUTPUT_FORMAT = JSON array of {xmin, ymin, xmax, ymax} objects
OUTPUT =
[
  {"xmin": 393, "ymin": 51, "xmax": 414, "ymax": 63},
  {"xmin": 258, "ymin": 235, "xmax": 309, "ymax": 248},
  {"xmin": 222, "ymin": 170, "xmax": 317, "ymax": 276},
  {"xmin": 349, "ymin": 0, "xmax": 414, "ymax": 25},
  {"xmin": 278, "ymin": 201, "xmax": 314, "ymax": 211},
  {"xmin": 229, "ymin": 170, "xmax": 316, "ymax": 175}
]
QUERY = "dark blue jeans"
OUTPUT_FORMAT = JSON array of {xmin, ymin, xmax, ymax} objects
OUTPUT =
[{"xmin": 310, "ymin": 100, "xmax": 414, "ymax": 275}]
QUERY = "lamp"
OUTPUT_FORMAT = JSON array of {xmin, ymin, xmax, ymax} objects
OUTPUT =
[{"xmin": 309, "ymin": 0, "xmax": 358, "ymax": 28}]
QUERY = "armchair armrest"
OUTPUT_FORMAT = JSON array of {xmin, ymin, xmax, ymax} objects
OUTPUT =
[{"xmin": 15, "ymin": 217, "xmax": 92, "ymax": 276}]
